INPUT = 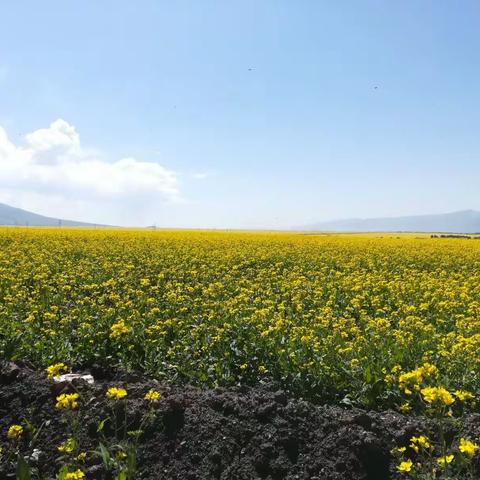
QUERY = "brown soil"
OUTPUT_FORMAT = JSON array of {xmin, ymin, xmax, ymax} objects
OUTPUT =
[{"xmin": 1, "ymin": 361, "xmax": 478, "ymax": 479}]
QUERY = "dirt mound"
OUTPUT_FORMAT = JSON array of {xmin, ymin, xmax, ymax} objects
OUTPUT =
[{"xmin": 0, "ymin": 362, "xmax": 477, "ymax": 479}]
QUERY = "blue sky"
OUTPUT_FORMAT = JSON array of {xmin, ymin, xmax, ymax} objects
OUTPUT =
[{"xmin": 0, "ymin": 1, "xmax": 479, "ymax": 228}]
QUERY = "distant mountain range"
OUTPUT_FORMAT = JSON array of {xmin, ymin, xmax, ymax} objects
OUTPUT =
[
  {"xmin": 0, "ymin": 202, "xmax": 99, "ymax": 227},
  {"xmin": 2, "ymin": 202, "xmax": 480, "ymax": 233},
  {"xmin": 301, "ymin": 210, "xmax": 480, "ymax": 234}
]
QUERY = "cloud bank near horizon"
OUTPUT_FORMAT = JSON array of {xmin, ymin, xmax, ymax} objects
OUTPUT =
[{"xmin": 0, "ymin": 119, "xmax": 180, "ymax": 225}]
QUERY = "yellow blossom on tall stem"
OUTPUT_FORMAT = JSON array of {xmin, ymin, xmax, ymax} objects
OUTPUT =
[
  {"xmin": 410, "ymin": 435, "xmax": 432, "ymax": 452},
  {"xmin": 55, "ymin": 393, "xmax": 80, "ymax": 410},
  {"xmin": 144, "ymin": 389, "xmax": 161, "ymax": 402}
]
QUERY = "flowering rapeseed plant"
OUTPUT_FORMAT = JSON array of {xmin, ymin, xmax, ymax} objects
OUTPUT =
[
  {"xmin": 56, "ymin": 393, "xmax": 80, "ymax": 410},
  {"xmin": 410, "ymin": 435, "xmax": 432, "ymax": 453},
  {"xmin": 144, "ymin": 389, "xmax": 161, "ymax": 402}
]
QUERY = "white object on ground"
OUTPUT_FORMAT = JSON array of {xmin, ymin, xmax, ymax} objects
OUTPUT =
[{"xmin": 53, "ymin": 373, "xmax": 94, "ymax": 384}]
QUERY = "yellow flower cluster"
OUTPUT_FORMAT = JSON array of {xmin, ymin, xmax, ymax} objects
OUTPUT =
[
  {"xmin": 459, "ymin": 438, "xmax": 479, "ymax": 457},
  {"xmin": 46, "ymin": 362, "xmax": 68, "ymax": 379},
  {"xmin": 110, "ymin": 320, "xmax": 131, "ymax": 338},
  {"xmin": 64, "ymin": 469, "xmax": 85, "ymax": 480},
  {"xmin": 394, "ymin": 434, "xmax": 479, "ymax": 476},
  {"xmin": 106, "ymin": 387, "xmax": 128, "ymax": 400},
  {"xmin": 410, "ymin": 435, "xmax": 432, "ymax": 453},
  {"xmin": 58, "ymin": 438, "xmax": 76, "ymax": 454},
  {"xmin": 398, "ymin": 363, "xmax": 437, "ymax": 395},
  {"xmin": 396, "ymin": 459, "xmax": 413, "ymax": 472},
  {"xmin": 7, "ymin": 424, "xmax": 23, "ymax": 439},
  {"xmin": 437, "ymin": 454, "xmax": 454, "ymax": 466},
  {"xmin": 55, "ymin": 393, "xmax": 80, "ymax": 410},
  {"xmin": 454, "ymin": 390, "xmax": 475, "ymax": 402},
  {"xmin": 144, "ymin": 389, "xmax": 161, "ymax": 402},
  {"xmin": 420, "ymin": 386, "xmax": 455, "ymax": 406}
]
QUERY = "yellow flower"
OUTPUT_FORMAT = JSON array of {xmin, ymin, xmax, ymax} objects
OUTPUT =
[
  {"xmin": 144, "ymin": 389, "xmax": 161, "ymax": 402},
  {"xmin": 420, "ymin": 386, "xmax": 455, "ymax": 406},
  {"xmin": 58, "ymin": 438, "xmax": 76, "ymax": 454},
  {"xmin": 396, "ymin": 459, "xmax": 413, "ymax": 473},
  {"xmin": 399, "ymin": 363, "xmax": 437, "ymax": 393},
  {"xmin": 459, "ymin": 438, "xmax": 479, "ymax": 457},
  {"xmin": 116, "ymin": 451, "xmax": 128, "ymax": 460},
  {"xmin": 110, "ymin": 320, "xmax": 131, "ymax": 338},
  {"xmin": 55, "ymin": 393, "xmax": 80, "ymax": 410},
  {"xmin": 106, "ymin": 387, "xmax": 127, "ymax": 400},
  {"xmin": 410, "ymin": 435, "xmax": 432, "ymax": 453},
  {"xmin": 46, "ymin": 362, "xmax": 68, "ymax": 379},
  {"xmin": 454, "ymin": 390, "xmax": 475, "ymax": 402},
  {"xmin": 7, "ymin": 424, "xmax": 23, "ymax": 440},
  {"xmin": 76, "ymin": 452, "xmax": 87, "ymax": 462},
  {"xmin": 437, "ymin": 454, "xmax": 454, "ymax": 466},
  {"xmin": 417, "ymin": 436, "xmax": 430, "ymax": 449},
  {"xmin": 399, "ymin": 403, "xmax": 411, "ymax": 413},
  {"xmin": 65, "ymin": 469, "xmax": 85, "ymax": 480},
  {"xmin": 240, "ymin": 363, "xmax": 248, "ymax": 370}
]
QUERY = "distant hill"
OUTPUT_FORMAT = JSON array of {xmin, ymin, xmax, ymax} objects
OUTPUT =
[
  {"xmin": 0, "ymin": 202, "xmax": 100, "ymax": 227},
  {"xmin": 302, "ymin": 210, "xmax": 480, "ymax": 234}
]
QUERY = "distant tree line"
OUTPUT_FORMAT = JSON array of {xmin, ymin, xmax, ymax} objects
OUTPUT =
[{"xmin": 431, "ymin": 234, "xmax": 480, "ymax": 239}]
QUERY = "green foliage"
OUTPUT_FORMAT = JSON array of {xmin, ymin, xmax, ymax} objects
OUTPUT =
[{"xmin": 15, "ymin": 455, "xmax": 31, "ymax": 480}]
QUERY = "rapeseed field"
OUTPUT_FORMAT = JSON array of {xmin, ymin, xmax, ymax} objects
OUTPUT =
[{"xmin": 1, "ymin": 228, "xmax": 479, "ymax": 411}]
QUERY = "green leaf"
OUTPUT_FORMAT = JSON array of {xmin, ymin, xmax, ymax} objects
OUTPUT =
[
  {"xmin": 23, "ymin": 418, "xmax": 35, "ymax": 435},
  {"xmin": 16, "ymin": 455, "xmax": 31, "ymax": 480},
  {"xmin": 99, "ymin": 442, "xmax": 111, "ymax": 468},
  {"xmin": 97, "ymin": 417, "xmax": 110, "ymax": 433},
  {"xmin": 116, "ymin": 472, "xmax": 127, "ymax": 480},
  {"xmin": 57, "ymin": 465, "xmax": 68, "ymax": 480},
  {"xmin": 126, "ymin": 450, "xmax": 137, "ymax": 476}
]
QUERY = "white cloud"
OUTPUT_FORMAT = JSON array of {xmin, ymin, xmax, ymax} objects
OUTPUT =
[
  {"xmin": 0, "ymin": 119, "xmax": 181, "ymax": 225},
  {"xmin": 25, "ymin": 119, "xmax": 80, "ymax": 152},
  {"xmin": 192, "ymin": 171, "xmax": 215, "ymax": 180}
]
